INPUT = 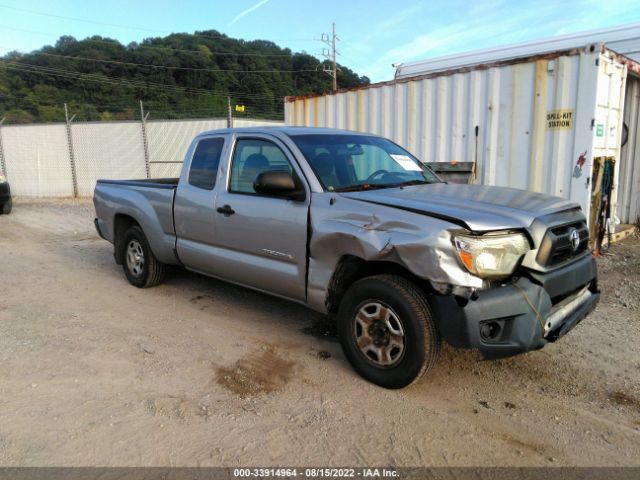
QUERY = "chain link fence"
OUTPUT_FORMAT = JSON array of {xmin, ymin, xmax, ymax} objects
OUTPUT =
[{"xmin": 0, "ymin": 117, "xmax": 283, "ymax": 197}]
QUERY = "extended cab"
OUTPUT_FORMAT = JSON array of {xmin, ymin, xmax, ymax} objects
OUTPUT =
[{"xmin": 94, "ymin": 127, "xmax": 599, "ymax": 388}]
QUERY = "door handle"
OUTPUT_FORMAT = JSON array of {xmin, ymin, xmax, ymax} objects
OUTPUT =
[{"xmin": 216, "ymin": 204, "xmax": 235, "ymax": 216}]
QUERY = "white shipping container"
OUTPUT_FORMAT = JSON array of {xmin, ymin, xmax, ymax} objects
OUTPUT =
[
  {"xmin": 618, "ymin": 76, "xmax": 640, "ymax": 223},
  {"xmin": 285, "ymin": 46, "xmax": 635, "ymax": 227}
]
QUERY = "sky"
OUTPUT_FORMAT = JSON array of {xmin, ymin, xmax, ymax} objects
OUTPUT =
[{"xmin": 0, "ymin": 0, "xmax": 639, "ymax": 83}]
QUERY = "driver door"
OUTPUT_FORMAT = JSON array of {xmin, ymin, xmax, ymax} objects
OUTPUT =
[{"xmin": 210, "ymin": 135, "xmax": 309, "ymax": 301}]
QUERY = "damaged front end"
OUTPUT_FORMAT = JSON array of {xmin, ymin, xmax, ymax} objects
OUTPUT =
[
  {"xmin": 428, "ymin": 223, "xmax": 599, "ymax": 358},
  {"xmin": 306, "ymin": 192, "xmax": 599, "ymax": 359}
]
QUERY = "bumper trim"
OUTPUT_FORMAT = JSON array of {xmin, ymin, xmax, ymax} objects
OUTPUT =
[
  {"xmin": 546, "ymin": 289, "xmax": 599, "ymax": 341},
  {"xmin": 544, "ymin": 286, "xmax": 592, "ymax": 337}
]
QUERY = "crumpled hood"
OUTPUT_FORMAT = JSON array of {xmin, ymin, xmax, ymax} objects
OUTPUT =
[{"xmin": 340, "ymin": 183, "xmax": 580, "ymax": 231}]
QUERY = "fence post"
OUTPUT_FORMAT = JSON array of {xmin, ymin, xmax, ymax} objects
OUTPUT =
[
  {"xmin": 0, "ymin": 118, "xmax": 6, "ymax": 179},
  {"xmin": 64, "ymin": 103, "xmax": 78, "ymax": 198},
  {"xmin": 140, "ymin": 100, "xmax": 151, "ymax": 179},
  {"xmin": 227, "ymin": 96, "xmax": 233, "ymax": 128}
]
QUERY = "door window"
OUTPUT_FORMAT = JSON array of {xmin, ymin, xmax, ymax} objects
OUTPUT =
[{"xmin": 230, "ymin": 139, "xmax": 293, "ymax": 194}]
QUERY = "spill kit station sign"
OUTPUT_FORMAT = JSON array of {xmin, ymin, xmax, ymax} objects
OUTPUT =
[{"xmin": 546, "ymin": 109, "xmax": 574, "ymax": 130}]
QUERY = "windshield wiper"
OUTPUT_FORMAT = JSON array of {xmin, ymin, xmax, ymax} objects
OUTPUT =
[
  {"xmin": 334, "ymin": 179, "xmax": 431, "ymax": 192},
  {"xmin": 390, "ymin": 179, "xmax": 430, "ymax": 188},
  {"xmin": 333, "ymin": 183, "xmax": 391, "ymax": 192}
]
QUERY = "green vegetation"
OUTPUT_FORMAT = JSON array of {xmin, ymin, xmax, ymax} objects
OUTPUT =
[{"xmin": 0, "ymin": 31, "xmax": 369, "ymax": 123}]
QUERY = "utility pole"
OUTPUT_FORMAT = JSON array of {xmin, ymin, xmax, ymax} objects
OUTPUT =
[
  {"xmin": 139, "ymin": 100, "xmax": 151, "ymax": 179},
  {"xmin": 64, "ymin": 103, "xmax": 78, "ymax": 197},
  {"xmin": 321, "ymin": 22, "xmax": 339, "ymax": 91},
  {"xmin": 227, "ymin": 96, "xmax": 233, "ymax": 128}
]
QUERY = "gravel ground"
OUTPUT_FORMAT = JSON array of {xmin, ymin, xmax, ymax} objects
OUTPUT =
[{"xmin": 0, "ymin": 199, "xmax": 638, "ymax": 467}]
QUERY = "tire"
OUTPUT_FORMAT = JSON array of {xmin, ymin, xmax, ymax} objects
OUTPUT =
[
  {"xmin": 337, "ymin": 274, "xmax": 440, "ymax": 389},
  {"xmin": 120, "ymin": 225, "xmax": 165, "ymax": 288},
  {"xmin": 1, "ymin": 198, "xmax": 11, "ymax": 215}
]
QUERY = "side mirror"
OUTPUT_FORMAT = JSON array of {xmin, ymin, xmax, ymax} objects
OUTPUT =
[{"xmin": 253, "ymin": 170, "xmax": 305, "ymax": 201}]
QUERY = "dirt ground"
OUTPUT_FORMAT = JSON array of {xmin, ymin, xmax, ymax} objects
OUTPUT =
[{"xmin": 0, "ymin": 199, "xmax": 638, "ymax": 467}]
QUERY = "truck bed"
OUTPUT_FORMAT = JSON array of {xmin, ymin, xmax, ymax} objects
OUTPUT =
[{"xmin": 94, "ymin": 178, "xmax": 179, "ymax": 265}]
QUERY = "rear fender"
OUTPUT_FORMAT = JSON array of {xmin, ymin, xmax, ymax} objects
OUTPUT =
[{"xmin": 94, "ymin": 184, "xmax": 179, "ymax": 265}]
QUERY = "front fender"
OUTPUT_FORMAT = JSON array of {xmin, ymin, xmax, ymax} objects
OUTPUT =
[{"xmin": 306, "ymin": 193, "xmax": 482, "ymax": 313}]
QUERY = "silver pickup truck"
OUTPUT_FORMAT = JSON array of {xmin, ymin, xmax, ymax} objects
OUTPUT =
[{"xmin": 94, "ymin": 126, "xmax": 599, "ymax": 389}]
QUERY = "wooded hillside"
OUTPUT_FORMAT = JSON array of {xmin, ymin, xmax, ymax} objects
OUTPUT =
[{"xmin": 0, "ymin": 31, "xmax": 369, "ymax": 123}]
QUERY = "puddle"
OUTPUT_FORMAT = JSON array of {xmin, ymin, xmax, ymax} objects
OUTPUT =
[{"xmin": 216, "ymin": 347, "xmax": 294, "ymax": 398}]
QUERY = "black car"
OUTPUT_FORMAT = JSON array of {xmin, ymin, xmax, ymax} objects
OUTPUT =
[{"xmin": 0, "ymin": 174, "xmax": 11, "ymax": 215}]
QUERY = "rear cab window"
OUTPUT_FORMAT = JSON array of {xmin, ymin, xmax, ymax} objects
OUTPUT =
[{"xmin": 188, "ymin": 137, "xmax": 225, "ymax": 190}]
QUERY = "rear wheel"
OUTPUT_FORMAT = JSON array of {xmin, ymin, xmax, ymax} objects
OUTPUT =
[
  {"xmin": 337, "ymin": 274, "xmax": 440, "ymax": 389},
  {"xmin": 120, "ymin": 225, "xmax": 165, "ymax": 288},
  {"xmin": 1, "ymin": 198, "xmax": 11, "ymax": 215}
]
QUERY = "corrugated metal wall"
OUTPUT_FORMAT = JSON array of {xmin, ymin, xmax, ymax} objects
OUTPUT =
[
  {"xmin": 286, "ymin": 49, "xmax": 630, "ymax": 220},
  {"xmin": 0, "ymin": 117, "xmax": 284, "ymax": 197},
  {"xmin": 618, "ymin": 75, "xmax": 640, "ymax": 224}
]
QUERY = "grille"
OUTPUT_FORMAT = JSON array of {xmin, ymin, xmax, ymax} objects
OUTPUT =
[{"xmin": 536, "ymin": 221, "xmax": 589, "ymax": 267}]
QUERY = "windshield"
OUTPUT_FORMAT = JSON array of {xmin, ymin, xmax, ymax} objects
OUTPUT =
[{"xmin": 290, "ymin": 134, "xmax": 440, "ymax": 192}]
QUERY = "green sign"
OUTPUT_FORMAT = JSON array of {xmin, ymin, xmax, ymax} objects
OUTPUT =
[{"xmin": 596, "ymin": 124, "xmax": 604, "ymax": 137}]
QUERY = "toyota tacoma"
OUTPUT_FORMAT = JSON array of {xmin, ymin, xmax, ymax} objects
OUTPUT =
[{"xmin": 94, "ymin": 127, "xmax": 599, "ymax": 388}]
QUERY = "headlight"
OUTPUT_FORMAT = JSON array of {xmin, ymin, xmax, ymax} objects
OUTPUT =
[
  {"xmin": 0, "ymin": 173, "xmax": 5, "ymax": 183},
  {"xmin": 453, "ymin": 232, "xmax": 530, "ymax": 279}
]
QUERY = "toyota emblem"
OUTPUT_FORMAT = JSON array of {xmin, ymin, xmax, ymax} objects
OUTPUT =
[{"xmin": 569, "ymin": 228, "xmax": 580, "ymax": 251}]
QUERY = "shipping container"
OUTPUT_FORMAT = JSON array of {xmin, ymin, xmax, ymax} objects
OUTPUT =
[
  {"xmin": 619, "ymin": 75, "xmax": 640, "ymax": 224},
  {"xmin": 393, "ymin": 23, "xmax": 640, "ymax": 79},
  {"xmin": 286, "ymin": 40, "xmax": 640, "ymax": 231}
]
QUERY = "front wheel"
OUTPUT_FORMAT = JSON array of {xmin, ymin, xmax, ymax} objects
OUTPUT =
[
  {"xmin": 337, "ymin": 274, "xmax": 440, "ymax": 389},
  {"xmin": 120, "ymin": 225, "xmax": 165, "ymax": 288}
]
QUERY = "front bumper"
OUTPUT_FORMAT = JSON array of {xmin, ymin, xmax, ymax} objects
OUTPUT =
[{"xmin": 432, "ymin": 254, "xmax": 599, "ymax": 358}]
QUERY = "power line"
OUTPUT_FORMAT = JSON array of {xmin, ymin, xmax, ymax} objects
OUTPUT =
[
  {"xmin": 0, "ymin": 61, "xmax": 289, "ymax": 100},
  {"xmin": 7, "ymin": 50, "xmax": 319, "ymax": 74},
  {"xmin": 0, "ymin": 61, "xmax": 208, "ymax": 96},
  {"xmin": 0, "ymin": 94, "xmax": 285, "ymax": 118},
  {"xmin": 0, "ymin": 97, "xmax": 284, "ymax": 121},
  {"xmin": 0, "ymin": 4, "xmax": 316, "ymax": 43},
  {"xmin": 22, "ymin": 63, "xmax": 286, "ymax": 102},
  {"xmin": 0, "ymin": 3, "xmax": 164, "ymax": 34}
]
